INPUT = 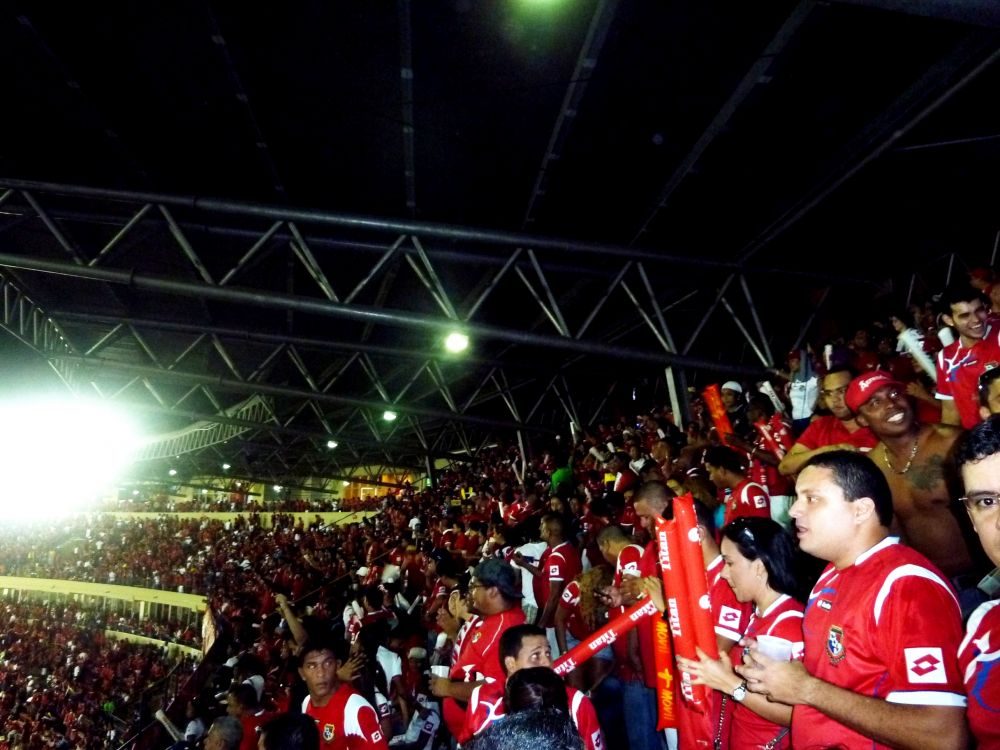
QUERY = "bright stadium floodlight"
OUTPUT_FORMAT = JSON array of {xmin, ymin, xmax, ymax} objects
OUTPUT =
[
  {"xmin": 273, "ymin": 485, "xmax": 282, "ymax": 492},
  {"xmin": 168, "ymin": 468, "xmax": 177, "ymax": 476},
  {"xmin": 222, "ymin": 463, "xmax": 231, "ymax": 471},
  {"xmin": 327, "ymin": 439, "xmax": 338, "ymax": 449},
  {"xmin": 383, "ymin": 410, "xmax": 397, "ymax": 422},
  {"xmin": 445, "ymin": 331, "xmax": 469, "ymax": 353},
  {"xmin": 0, "ymin": 396, "xmax": 139, "ymax": 521},
  {"xmin": 342, "ymin": 481, "xmax": 350, "ymax": 487}
]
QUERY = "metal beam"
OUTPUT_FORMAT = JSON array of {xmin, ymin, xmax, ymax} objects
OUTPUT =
[
  {"xmin": 57, "ymin": 354, "xmax": 552, "ymax": 433},
  {"xmin": 0, "ymin": 250, "xmax": 767, "ymax": 376},
  {"xmin": 52, "ymin": 309, "xmax": 527, "ymax": 371},
  {"xmin": 397, "ymin": 0, "xmax": 418, "ymax": 216},
  {"xmin": 522, "ymin": 0, "xmax": 620, "ymax": 227},
  {"xmin": 0, "ymin": 178, "xmax": 878, "ymax": 282},
  {"xmin": 828, "ymin": 0, "xmax": 1000, "ymax": 28},
  {"xmin": 736, "ymin": 33, "xmax": 1000, "ymax": 267},
  {"xmin": 631, "ymin": 1, "xmax": 815, "ymax": 243}
]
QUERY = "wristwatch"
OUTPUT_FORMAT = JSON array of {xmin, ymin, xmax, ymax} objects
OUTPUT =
[{"xmin": 731, "ymin": 680, "xmax": 749, "ymax": 702}]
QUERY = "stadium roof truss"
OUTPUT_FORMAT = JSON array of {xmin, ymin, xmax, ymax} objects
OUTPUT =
[{"xmin": 1, "ymin": 1, "xmax": 1000, "ymax": 486}]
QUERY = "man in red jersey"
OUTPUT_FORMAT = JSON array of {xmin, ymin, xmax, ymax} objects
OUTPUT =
[
  {"xmin": 462, "ymin": 624, "xmax": 603, "ymax": 749},
  {"xmin": 299, "ymin": 636, "xmax": 389, "ymax": 750},
  {"xmin": 936, "ymin": 283, "xmax": 1000, "ymax": 429},
  {"xmin": 778, "ymin": 367, "xmax": 878, "ymax": 477},
  {"xmin": 514, "ymin": 513, "xmax": 581, "ymax": 653},
  {"xmin": 954, "ymin": 417, "xmax": 1000, "ymax": 750},
  {"xmin": 739, "ymin": 450, "xmax": 966, "ymax": 750},
  {"xmin": 704, "ymin": 445, "xmax": 770, "ymax": 526},
  {"xmin": 430, "ymin": 559, "xmax": 526, "ymax": 739}
]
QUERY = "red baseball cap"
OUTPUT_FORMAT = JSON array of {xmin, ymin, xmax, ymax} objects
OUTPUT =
[{"xmin": 845, "ymin": 371, "xmax": 905, "ymax": 413}]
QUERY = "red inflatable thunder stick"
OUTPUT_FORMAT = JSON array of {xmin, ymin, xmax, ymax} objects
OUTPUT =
[
  {"xmin": 651, "ymin": 614, "xmax": 676, "ymax": 729},
  {"xmin": 552, "ymin": 597, "xmax": 657, "ymax": 676},
  {"xmin": 702, "ymin": 384, "xmax": 733, "ymax": 438},
  {"xmin": 656, "ymin": 493, "xmax": 718, "ymax": 747},
  {"xmin": 753, "ymin": 415, "xmax": 792, "ymax": 460}
]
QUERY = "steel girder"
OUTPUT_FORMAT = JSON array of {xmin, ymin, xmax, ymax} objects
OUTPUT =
[
  {"xmin": 0, "ymin": 146, "xmax": 980, "ymax": 486},
  {"xmin": 0, "ymin": 177, "xmax": 799, "ymax": 486}
]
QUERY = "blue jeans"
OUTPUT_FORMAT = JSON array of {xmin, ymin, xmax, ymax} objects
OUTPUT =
[{"xmin": 621, "ymin": 679, "xmax": 664, "ymax": 750}]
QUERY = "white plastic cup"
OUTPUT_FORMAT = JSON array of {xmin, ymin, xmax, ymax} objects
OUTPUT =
[
  {"xmin": 430, "ymin": 665, "xmax": 450, "ymax": 678},
  {"xmin": 755, "ymin": 635, "xmax": 793, "ymax": 662},
  {"xmin": 979, "ymin": 567, "xmax": 1000, "ymax": 598}
]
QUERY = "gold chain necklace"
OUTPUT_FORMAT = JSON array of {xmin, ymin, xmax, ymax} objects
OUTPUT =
[{"xmin": 882, "ymin": 435, "xmax": 920, "ymax": 474}]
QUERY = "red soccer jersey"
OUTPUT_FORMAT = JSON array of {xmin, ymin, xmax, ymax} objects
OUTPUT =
[
  {"xmin": 958, "ymin": 599, "xmax": 1000, "ymax": 749},
  {"xmin": 238, "ymin": 711, "xmax": 274, "ymax": 750},
  {"xmin": 537, "ymin": 542, "xmax": 582, "ymax": 626},
  {"xmin": 936, "ymin": 326, "xmax": 1000, "ymax": 428},
  {"xmin": 302, "ymin": 685, "xmax": 389, "ymax": 750},
  {"xmin": 464, "ymin": 680, "xmax": 604, "ymax": 750},
  {"xmin": 724, "ymin": 479, "xmax": 770, "ymax": 527},
  {"xmin": 613, "ymin": 544, "xmax": 645, "ymax": 587},
  {"xmin": 450, "ymin": 608, "xmax": 526, "ymax": 685},
  {"xmin": 614, "ymin": 469, "xmax": 639, "ymax": 494},
  {"xmin": 706, "ymin": 555, "xmax": 753, "ymax": 644},
  {"xmin": 792, "ymin": 538, "xmax": 966, "ymax": 750},
  {"xmin": 794, "ymin": 415, "xmax": 878, "ymax": 452},
  {"xmin": 724, "ymin": 595, "xmax": 804, "ymax": 750},
  {"xmin": 558, "ymin": 579, "xmax": 591, "ymax": 642},
  {"xmin": 611, "ymin": 544, "xmax": 646, "ymax": 682}
]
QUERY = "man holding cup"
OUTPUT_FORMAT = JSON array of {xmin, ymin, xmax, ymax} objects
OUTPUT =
[
  {"xmin": 738, "ymin": 450, "xmax": 967, "ymax": 750},
  {"xmin": 430, "ymin": 559, "xmax": 525, "ymax": 739}
]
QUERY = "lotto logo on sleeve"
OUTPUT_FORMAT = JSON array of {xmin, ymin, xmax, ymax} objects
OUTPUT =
[
  {"xmin": 591, "ymin": 730, "xmax": 604, "ymax": 750},
  {"xmin": 550, "ymin": 565, "xmax": 560, "ymax": 577},
  {"xmin": 754, "ymin": 496, "xmax": 766, "ymax": 509},
  {"xmin": 718, "ymin": 605, "xmax": 742, "ymax": 626},
  {"xmin": 904, "ymin": 647, "xmax": 947, "ymax": 684},
  {"xmin": 371, "ymin": 730, "xmax": 383, "ymax": 743}
]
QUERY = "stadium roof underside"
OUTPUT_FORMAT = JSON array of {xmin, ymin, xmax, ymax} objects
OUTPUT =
[{"xmin": 1, "ymin": 1, "xmax": 999, "ymax": 487}]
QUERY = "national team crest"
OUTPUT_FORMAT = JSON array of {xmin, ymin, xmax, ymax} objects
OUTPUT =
[
  {"xmin": 472, "ymin": 631, "xmax": 483, "ymax": 643},
  {"xmin": 827, "ymin": 625, "xmax": 846, "ymax": 664},
  {"xmin": 322, "ymin": 724, "xmax": 335, "ymax": 742}
]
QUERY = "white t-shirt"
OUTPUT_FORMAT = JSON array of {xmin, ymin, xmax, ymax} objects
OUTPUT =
[
  {"xmin": 512, "ymin": 541, "xmax": 547, "ymax": 607},
  {"xmin": 787, "ymin": 376, "xmax": 819, "ymax": 421},
  {"xmin": 389, "ymin": 702, "xmax": 440, "ymax": 749},
  {"xmin": 377, "ymin": 644, "xmax": 403, "ymax": 687}
]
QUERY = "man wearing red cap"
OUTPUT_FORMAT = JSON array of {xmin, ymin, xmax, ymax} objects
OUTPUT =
[
  {"xmin": 936, "ymin": 283, "xmax": 1000, "ymax": 429},
  {"xmin": 778, "ymin": 366, "xmax": 878, "ymax": 477},
  {"xmin": 846, "ymin": 371, "xmax": 979, "ymax": 592}
]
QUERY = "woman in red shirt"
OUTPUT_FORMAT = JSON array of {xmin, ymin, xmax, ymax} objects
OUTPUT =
[{"xmin": 676, "ymin": 517, "xmax": 806, "ymax": 750}]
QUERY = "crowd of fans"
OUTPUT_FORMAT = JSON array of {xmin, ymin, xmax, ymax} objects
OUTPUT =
[
  {"xmin": 0, "ymin": 601, "xmax": 195, "ymax": 749},
  {"xmin": 101, "ymin": 491, "xmax": 380, "ymax": 515},
  {"xmin": 2, "ymin": 272, "xmax": 1000, "ymax": 749}
]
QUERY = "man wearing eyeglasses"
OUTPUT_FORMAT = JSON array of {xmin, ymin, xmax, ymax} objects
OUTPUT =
[
  {"xmin": 954, "ymin": 418, "xmax": 1000, "ymax": 749},
  {"xmin": 431, "ymin": 559, "xmax": 525, "ymax": 740},
  {"xmin": 778, "ymin": 367, "xmax": 878, "ymax": 477}
]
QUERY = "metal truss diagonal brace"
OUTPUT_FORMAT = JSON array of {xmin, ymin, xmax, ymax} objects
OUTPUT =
[{"xmin": 0, "ymin": 251, "xmax": 767, "ymax": 376}]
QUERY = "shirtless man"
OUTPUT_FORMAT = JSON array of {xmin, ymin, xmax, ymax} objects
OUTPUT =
[{"xmin": 845, "ymin": 371, "xmax": 973, "ymax": 579}]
